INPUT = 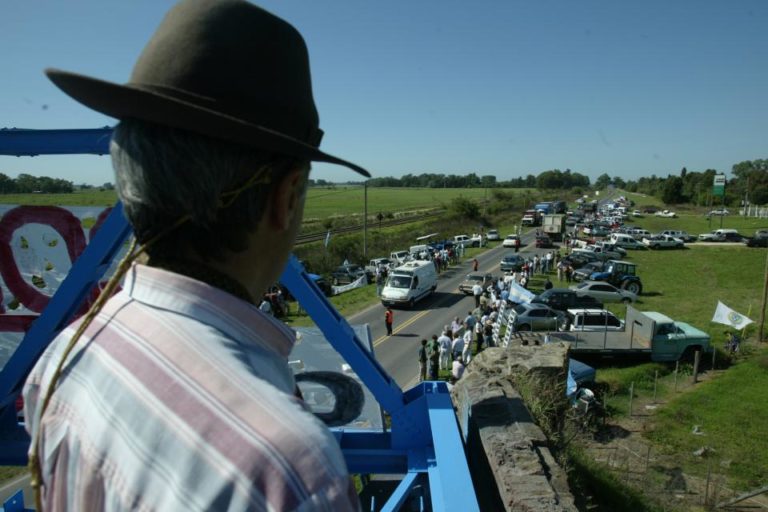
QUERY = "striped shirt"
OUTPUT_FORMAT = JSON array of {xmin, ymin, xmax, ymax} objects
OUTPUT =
[{"xmin": 24, "ymin": 264, "xmax": 359, "ymax": 511}]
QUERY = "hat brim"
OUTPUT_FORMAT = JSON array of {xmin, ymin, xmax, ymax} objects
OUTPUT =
[{"xmin": 45, "ymin": 68, "xmax": 370, "ymax": 178}]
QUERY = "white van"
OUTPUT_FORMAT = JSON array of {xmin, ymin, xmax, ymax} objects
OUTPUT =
[
  {"xmin": 380, "ymin": 260, "xmax": 438, "ymax": 308},
  {"xmin": 563, "ymin": 309, "xmax": 624, "ymax": 332},
  {"xmin": 609, "ymin": 233, "xmax": 646, "ymax": 250}
]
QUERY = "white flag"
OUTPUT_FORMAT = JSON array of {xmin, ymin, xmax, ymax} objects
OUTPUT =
[
  {"xmin": 712, "ymin": 301, "xmax": 753, "ymax": 329},
  {"xmin": 324, "ymin": 230, "xmax": 331, "ymax": 248}
]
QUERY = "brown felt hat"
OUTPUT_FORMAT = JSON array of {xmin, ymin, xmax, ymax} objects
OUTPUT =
[{"xmin": 45, "ymin": 0, "xmax": 370, "ymax": 177}]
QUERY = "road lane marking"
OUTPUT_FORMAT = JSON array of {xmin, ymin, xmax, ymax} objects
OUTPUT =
[{"xmin": 372, "ymin": 308, "xmax": 431, "ymax": 347}]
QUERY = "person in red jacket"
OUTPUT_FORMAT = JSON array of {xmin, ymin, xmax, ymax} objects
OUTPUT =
[{"xmin": 385, "ymin": 307, "xmax": 394, "ymax": 336}]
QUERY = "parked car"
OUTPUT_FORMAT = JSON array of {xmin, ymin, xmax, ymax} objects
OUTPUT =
[
  {"xmin": 330, "ymin": 264, "xmax": 368, "ymax": 286},
  {"xmin": 458, "ymin": 272, "xmax": 494, "ymax": 295},
  {"xmin": 746, "ymin": 230, "xmax": 768, "ymax": 247},
  {"xmin": 531, "ymin": 288, "xmax": 603, "ymax": 312},
  {"xmin": 390, "ymin": 250, "xmax": 411, "ymax": 265},
  {"xmin": 698, "ymin": 229, "xmax": 743, "ymax": 242},
  {"xmin": 500, "ymin": 254, "xmax": 526, "ymax": 272},
  {"xmin": 562, "ymin": 251, "xmax": 600, "ymax": 268},
  {"xmin": 572, "ymin": 261, "xmax": 607, "ymax": 282},
  {"xmin": 642, "ymin": 235, "xmax": 684, "ymax": 250},
  {"xmin": 509, "ymin": 302, "xmax": 563, "ymax": 332},
  {"xmin": 365, "ymin": 257, "xmax": 393, "ymax": 279},
  {"xmin": 654, "ymin": 210, "xmax": 677, "ymax": 218},
  {"xmin": 486, "ymin": 229, "xmax": 500, "ymax": 241},
  {"xmin": 562, "ymin": 308, "xmax": 624, "ymax": 332},
  {"xmin": 659, "ymin": 230, "xmax": 696, "ymax": 242},
  {"xmin": 608, "ymin": 233, "xmax": 647, "ymax": 250},
  {"xmin": 570, "ymin": 281, "xmax": 637, "ymax": 304},
  {"xmin": 708, "ymin": 208, "xmax": 730, "ymax": 216},
  {"xmin": 502, "ymin": 234, "xmax": 521, "ymax": 249}
]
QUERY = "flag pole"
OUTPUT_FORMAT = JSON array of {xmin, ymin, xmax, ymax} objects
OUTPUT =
[{"xmin": 742, "ymin": 303, "xmax": 752, "ymax": 340}]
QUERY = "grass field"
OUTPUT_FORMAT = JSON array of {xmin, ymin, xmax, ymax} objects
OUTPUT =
[
  {"xmin": 0, "ymin": 187, "xmax": 535, "ymax": 222},
  {"xmin": 646, "ymin": 348, "xmax": 768, "ymax": 490}
]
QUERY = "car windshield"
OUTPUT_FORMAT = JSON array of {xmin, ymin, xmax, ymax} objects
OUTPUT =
[
  {"xmin": 387, "ymin": 275, "xmax": 412, "ymax": 289},
  {"xmin": 575, "ymin": 283, "xmax": 589, "ymax": 290},
  {"xmin": 466, "ymin": 275, "xmax": 483, "ymax": 282},
  {"xmin": 514, "ymin": 305, "xmax": 528, "ymax": 315}
]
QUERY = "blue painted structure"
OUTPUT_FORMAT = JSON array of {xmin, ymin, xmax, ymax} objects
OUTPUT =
[{"xmin": 0, "ymin": 128, "xmax": 479, "ymax": 511}]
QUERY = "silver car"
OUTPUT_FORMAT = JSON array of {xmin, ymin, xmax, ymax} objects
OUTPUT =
[
  {"xmin": 569, "ymin": 281, "xmax": 637, "ymax": 304},
  {"xmin": 509, "ymin": 303, "xmax": 563, "ymax": 331}
]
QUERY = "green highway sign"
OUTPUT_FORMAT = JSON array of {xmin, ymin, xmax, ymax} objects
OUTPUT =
[{"xmin": 713, "ymin": 174, "xmax": 726, "ymax": 196}]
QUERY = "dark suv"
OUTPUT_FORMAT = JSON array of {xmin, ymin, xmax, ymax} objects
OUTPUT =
[
  {"xmin": 530, "ymin": 288, "xmax": 603, "ymax": 312},
  {"xmin": 746, "ymin": 230, "xmax": 768, "ymax": 247},
  {"xmin": 330, "ymin": 264, "xmax": 367, "ymax": 285}
]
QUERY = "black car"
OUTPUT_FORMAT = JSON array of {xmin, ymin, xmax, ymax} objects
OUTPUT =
[
  {"xmin": 500, "ymin": 254, "xmax": 525, "ymax": 272},
  {"xmin": 530, "ymin": 288, "xmax": 604, "ymax": 312},
  {"xmin": 746, "ymin": 230, "xmax": 768, "ymax": 247},
  {"xmin": 572, "ymin": 261, "xmax": 607, "ymax": 282},
  {"xmin": 330, "ymin": 264, "xmax": 367, "ymax": 285},
  {"xmin": 562, "ymin": 251, "xmax": 599, "ymax": 267}
]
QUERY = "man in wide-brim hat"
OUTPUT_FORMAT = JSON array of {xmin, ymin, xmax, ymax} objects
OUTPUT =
[{"xmin": 23, "ymin": 0, "xmax": 366, "ymax": 509}]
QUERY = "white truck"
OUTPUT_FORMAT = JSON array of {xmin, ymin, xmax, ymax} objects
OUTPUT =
[
  {"xmin": 453, "ymin": 234, "xmax": 485, "ymax": 248},
  {"xmin": 541, "ymin": 214, "xmax": 566, "ymax": 241},
  {"xmin": 641, "ymin": 234, "xmax": 684, "ymax": 249},
  {"xmin": 551, "ymin": 306, "xmax": 710, "ymax": 362}
]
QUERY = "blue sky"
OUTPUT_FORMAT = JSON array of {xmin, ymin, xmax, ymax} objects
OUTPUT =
[{"xmin": 1, "ymin": 1, "xmax": 766, "ymax": 185}]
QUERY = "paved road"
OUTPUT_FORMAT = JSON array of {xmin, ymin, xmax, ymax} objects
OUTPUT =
[{"xmin": 347, "ymin": 229, "xmax": 549, "ymax": 389}]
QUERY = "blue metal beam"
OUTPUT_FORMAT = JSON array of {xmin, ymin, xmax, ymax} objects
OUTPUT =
[
  {"xmin": 0, "ymin": 128, "xmax": 111, "ymax": 156},
  {"xmin": 426, "ymin": 382, "xmax": 480, "ymax": 511}
]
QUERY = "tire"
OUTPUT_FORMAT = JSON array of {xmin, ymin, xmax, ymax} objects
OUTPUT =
[
  {"xmin": 623, "ymin": 280, "xmax": 642, "ymax": 295},
  {"xmin": 408, "ymin": 298, "xmax": 415, "ymax": 309}
]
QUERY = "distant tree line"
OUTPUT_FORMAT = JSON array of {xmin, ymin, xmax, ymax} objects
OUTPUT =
[
  {"xmin": 0, "ymin": 173, "xmax": 74, "ymax": 194},
  {"xmin": 366, "ymin": 169, "xmax": 590, "ymax": 189},
  {"xmin": 594, "ymin": 158, "xmax": 768, "ymax": 206}
]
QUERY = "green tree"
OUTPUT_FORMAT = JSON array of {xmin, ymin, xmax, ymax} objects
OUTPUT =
[
  {"xmin": 661, "ymin": 176, "xmax": 685, "ymax": 204},
  {"xmin": 732, "ymin": 159, "xmax": 768, "ymax": 205},
  {"xmin": 449, "ymin": 196, "xmax": 480, "ymax": 220},
  {"xmin": 0, "ymin": 173, "xmax": 15, "ymax": 194},
  {"xmin": 594, "ymin": 173, "xmax": 612, "ymax": 189}
]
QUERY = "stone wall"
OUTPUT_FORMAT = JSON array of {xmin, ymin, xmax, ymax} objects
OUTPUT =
[{"xmin": 451, "ymin": 343, "xmax": 577, "ymax": 512}]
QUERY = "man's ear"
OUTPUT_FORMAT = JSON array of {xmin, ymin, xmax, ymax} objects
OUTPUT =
[{"xmin": 267, "ymin": 168, "xmax": 306, "ymax": 231}]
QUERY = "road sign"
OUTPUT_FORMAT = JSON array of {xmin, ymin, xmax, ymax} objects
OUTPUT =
[{"xmin": 713, "ymin": 174, "xmax": 726, "ymax": 196}]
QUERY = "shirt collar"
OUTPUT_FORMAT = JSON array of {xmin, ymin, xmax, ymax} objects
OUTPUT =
[{"xmin": 122, "ymin": 264, "xmax": 296, "ymax": 358}]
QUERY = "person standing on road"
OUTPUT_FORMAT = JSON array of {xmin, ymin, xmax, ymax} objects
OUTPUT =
[
  {"xmin": 438, "ymin": 329, "xmax": 452, "ymax": 370},
  {"xmin": 472, "ymin": 257, "xmax": 479, "ymax": 272},
  {"xmin": 472, "ymin": 282, "xmax": 483, "ymax": 308},
  {"xmin": 418, "ymin": 339, "xmax": 428, "ymax": 382},
  {"xmin": 428, "ymin": 336, "xmax": 440, "ymax": 380},
  {"xmin": 385, "ymin": 307, "xmax": 394, "ymax": 336}
]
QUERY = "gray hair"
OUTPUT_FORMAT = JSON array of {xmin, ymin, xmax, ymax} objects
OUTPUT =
[{"xmin": 110, "ymin": 119, "xmax": 306, "ymax": 261}]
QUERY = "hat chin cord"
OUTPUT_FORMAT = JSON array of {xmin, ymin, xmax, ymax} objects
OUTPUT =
[{"xmin": 28, "ymin": 170, "xmax": 271, "ymax": 510}]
